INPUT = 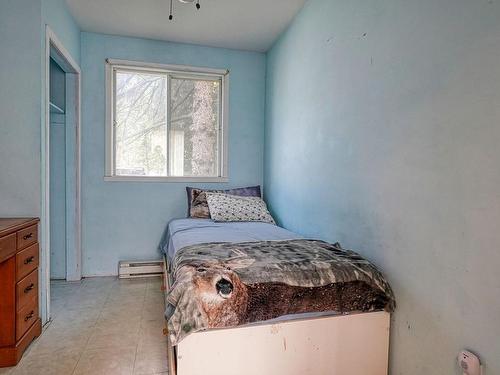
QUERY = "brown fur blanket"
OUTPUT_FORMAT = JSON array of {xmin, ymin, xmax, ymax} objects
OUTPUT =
[{"xmin": 166, "ymin": 239, "xmax": 395, "ymax": 345}]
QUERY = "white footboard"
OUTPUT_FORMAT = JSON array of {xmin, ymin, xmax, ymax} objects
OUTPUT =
[{"xmin": 163, "ymin": 257, "xmax": 390, "ymax": 375}]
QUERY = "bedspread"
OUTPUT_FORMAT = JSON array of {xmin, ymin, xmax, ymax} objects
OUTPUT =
[{"xmin": 166, "ymin": 239, "xmax": 395, "ymax": 345}]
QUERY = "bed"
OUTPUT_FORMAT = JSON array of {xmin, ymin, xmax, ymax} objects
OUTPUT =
[{"xmin": 160, "ymin": 218, "xmax": 394, "ymax": 375}]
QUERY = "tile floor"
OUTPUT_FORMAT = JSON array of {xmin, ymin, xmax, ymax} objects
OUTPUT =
[{"xmin": 0, "ymin": 277, "xmax": 168, "ymax": 375}]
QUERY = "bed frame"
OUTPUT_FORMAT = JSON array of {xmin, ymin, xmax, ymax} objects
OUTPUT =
[{"xmin": 162, "ymin": 258, "xmax": 390, "ymax": 375}]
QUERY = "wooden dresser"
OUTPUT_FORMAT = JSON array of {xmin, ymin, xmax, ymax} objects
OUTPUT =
[{"xmin": 0, "ymin": 218, "xmax": 42, "ymax": 367}]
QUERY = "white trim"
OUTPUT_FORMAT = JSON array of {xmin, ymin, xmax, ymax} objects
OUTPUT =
[
  {"xmin": 105, "ymin": 62, "xmax": 114, "ymax": 179},
  {"xmin": 43, "ymin": 27, "xmax": 50, "ymax": 326},
  {"xmin": 105, "ymin": 58, "xmax": 228, "ymax": 76},
  {"xmin": 48, "ymin": 34, "xmax": 81, "ymax": 75},
  {"xmin": 221, "ymin": 74, "xmax": 230, "ymax": 178},
  {"xmin": 64, "ymin": 73, "xmax": 82, "ymax": 282},
  {"xmin": 104, "ymin": 176, "xmax": 229, "ymax": 183},
  {"xmin": 104, "ymin": 59, "xmax": 229, "ymax": 182},
  {"xmin": 42, "ymin": 26, "xmax": 82, "ymax": 324},
  {"xmin": 166, "ymin": 74, "xmax": 172, "ymax": 176}
]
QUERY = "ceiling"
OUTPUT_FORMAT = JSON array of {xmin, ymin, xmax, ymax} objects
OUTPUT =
[{"xmin": 65, "ymin": 0, "xmax": 307, "ymax": 52}]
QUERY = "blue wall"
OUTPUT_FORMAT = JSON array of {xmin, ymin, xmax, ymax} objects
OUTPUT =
[
  {"xmin": 42, "ymin": 0, "xmax": 81, "ymax": 64},
  {"xmin": 81, "ymin": 32, "xmax": 266, "ymax": 276},
  {"xmin": 0, "ymin": 0, "xmax": 42, "ymax": 217},
  {"xmin": 265, "ymin": 0, "xmax": 500, "ymax": 373},
  {"xmin": 0, "ymin": 0, "xmax": 79, "ymax": 221}
]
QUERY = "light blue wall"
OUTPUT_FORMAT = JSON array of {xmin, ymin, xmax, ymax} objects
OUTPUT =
[
  {"xmin": 0, "ymin": 0, "xmax": 79, "ymax": 221},
  {"xmin": 0, "ymin": 0, "xmax": 42, "ymax": 217},
  {"xmin": 42, "ymin": 0, "xmax": 81, "ymax": 64},
  {"xmin": 265, "ymin": 0, "xmax": 500, "ymax": 373},
  {"xmin": 81, "ymin": 32, "xmax": 266, "ymax": 276}
]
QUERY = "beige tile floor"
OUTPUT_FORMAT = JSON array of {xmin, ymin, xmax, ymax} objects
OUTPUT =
[{"xmin": 0, "ymin": 277, "xmax": 168, "ymax": 375}]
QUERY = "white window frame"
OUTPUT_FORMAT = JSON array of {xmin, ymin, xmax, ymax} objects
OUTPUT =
[{"xmin": 105, "ymin": 58, "xmax": 229, "ymax": 182}]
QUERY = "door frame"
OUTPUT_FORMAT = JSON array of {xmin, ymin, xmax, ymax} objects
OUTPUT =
[{"xmin": 41, "ymin": 26, "xmax": 82, "ymax": 324}]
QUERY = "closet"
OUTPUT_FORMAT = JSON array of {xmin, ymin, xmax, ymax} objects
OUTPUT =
[{"xmin": 49, "ymin": 58, "xmax": 66, "ymax": 280}]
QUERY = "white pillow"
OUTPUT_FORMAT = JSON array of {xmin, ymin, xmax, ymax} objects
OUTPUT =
[{"xmin": 205, "ymin": 192, "xmax": 276, "ymax": 224}]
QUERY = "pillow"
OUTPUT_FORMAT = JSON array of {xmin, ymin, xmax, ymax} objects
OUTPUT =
[
  {"xmin": 205, "ymin": 192, "xmax": 276, "ymax": 224},
  {"xmin": 186, "ymin": 186, "xmax": 261, "ymax": 218}
]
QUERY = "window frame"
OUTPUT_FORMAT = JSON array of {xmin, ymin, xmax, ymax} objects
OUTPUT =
[{"xmin": 104, "ymin": 58, "xmax": 229, "ymax": 182}]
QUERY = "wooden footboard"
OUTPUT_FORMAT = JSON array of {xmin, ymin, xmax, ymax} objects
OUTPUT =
[{"xmin": 163, "ymin": 256, "xmax": 390, "ymax": 375}]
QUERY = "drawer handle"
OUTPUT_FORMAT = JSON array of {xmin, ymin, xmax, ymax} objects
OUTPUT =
[
  {"xmin": 24, "ymin": 283, "xmax": 35, "ymax": 293},
  {"xmin": 23, "ymin": 233, "xmax": 33, "ymax": 240},
  {"xmin": 24, "ymin": 311, "xmax": 34, "ymax": 322},
  {"xmin": 24, "ymin": 256, "xmax": 35, "ymax": 264}
]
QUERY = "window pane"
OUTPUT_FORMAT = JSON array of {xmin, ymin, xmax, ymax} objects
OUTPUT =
[
  {"xmin": 115, "ymin": 70, "xmax": 167, "ymax": 176},
  {"xmin": 170, "ymin": 78, "xmax": 220, "ymax": 177}
]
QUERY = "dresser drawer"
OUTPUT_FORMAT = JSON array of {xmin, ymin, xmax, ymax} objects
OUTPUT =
[
  {"xmin": 16, "ymin": 270, "xmax": 38, "ymax": 312},
  {"xmin": 16, "ymin": 243, "xmax": 39, "ymax": 281},
  {"xmin": 0, "ymin": 233, "xmax": 16, "ymax": 263},
  {"xmin": 17, "ymin": 225, "xmax": 37, "ymax": 250},
  {"xmin": 16, "ymin": 298, "xmax": 38, "ymax": 341}
]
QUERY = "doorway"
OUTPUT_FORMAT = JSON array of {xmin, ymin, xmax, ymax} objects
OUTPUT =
[{"xmin": 41, "ymin": 26, "xmax": 82, "ymax": 324}]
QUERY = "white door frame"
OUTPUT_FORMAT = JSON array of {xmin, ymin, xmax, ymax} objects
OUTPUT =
[{"xmin": 41, "ymin": 26, "xmax": 82, "ymax": 324}]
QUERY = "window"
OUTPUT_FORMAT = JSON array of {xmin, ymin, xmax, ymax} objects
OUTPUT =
[{"xmin": 105, "ymin": 59, "xmax": 229, "ymax": 181}]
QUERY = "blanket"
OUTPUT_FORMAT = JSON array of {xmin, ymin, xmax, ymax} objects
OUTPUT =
[{"xmin": 166, "ymin": 239, "xmax": 395, "ymax": 345}]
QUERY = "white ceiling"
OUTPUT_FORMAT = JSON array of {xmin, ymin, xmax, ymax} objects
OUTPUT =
[{"xmin": 65, "ymin": 0, "xmax": 307, "ymax": 52}]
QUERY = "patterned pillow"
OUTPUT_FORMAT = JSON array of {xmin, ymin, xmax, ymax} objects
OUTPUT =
[
  {"xmin": 205, "ymin": 192, "xmax": 276, "ymax": 224},
  {"xmin": 186, "ymin": 186, "xmax": 261, "ymax": 218}
]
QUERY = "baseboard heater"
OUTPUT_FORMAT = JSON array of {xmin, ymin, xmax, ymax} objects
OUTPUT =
[{"xmin": 118, "ymin": 260, "xmax": 164, "ymax": 279}]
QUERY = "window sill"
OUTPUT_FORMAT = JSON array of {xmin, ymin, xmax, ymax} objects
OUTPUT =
[{"xmin": 104, "ymin": 175, "xmax": 229, "ymax": 183}]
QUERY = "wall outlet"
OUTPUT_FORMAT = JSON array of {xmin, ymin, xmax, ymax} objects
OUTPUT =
[{"xmin": 458, "ymin": 350, "xmax": 482, "ymax": 375}]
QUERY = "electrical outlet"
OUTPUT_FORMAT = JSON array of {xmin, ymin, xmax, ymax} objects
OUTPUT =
[{"xmin": 458, "ymin": 350, "xmax": 482, "ymax": 375}]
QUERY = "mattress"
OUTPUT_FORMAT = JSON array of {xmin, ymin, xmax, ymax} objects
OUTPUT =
[{"xmin": 159, "ymin": 218, "xmax": 302, "ymax": 261}]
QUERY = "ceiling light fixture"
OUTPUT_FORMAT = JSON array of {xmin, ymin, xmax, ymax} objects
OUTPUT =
[{"xmin": 169, "ymin": 0, "xmax": 201, "ymax": 21}]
